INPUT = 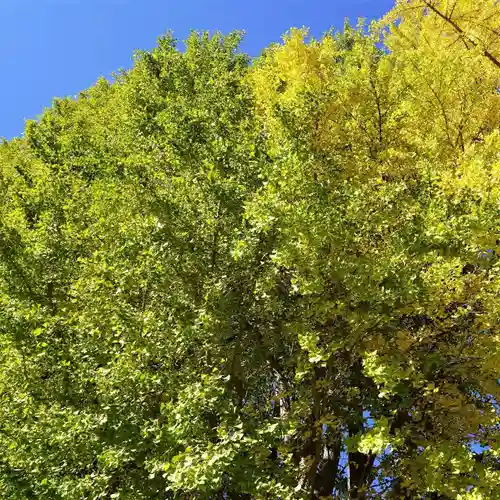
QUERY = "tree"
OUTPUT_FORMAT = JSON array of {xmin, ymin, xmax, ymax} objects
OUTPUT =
[{"xmin": 0, "ymin": 1, "xmax": 500, "ymax": 498}]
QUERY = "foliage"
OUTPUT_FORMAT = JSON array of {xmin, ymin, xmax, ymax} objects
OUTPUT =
[{"xmin": 1, "ymin": 1, "xmax": 500, "ymax": 498}]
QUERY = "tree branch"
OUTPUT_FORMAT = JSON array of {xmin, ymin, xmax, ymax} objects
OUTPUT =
[{"xmin": 423, "ymin": 0, "xmax": 500, "ymax": 70}]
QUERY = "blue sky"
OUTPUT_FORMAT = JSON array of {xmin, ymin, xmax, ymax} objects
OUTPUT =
[{"xmin": 0, "ymin": 0, "xmax": 393, "ymax": 139}]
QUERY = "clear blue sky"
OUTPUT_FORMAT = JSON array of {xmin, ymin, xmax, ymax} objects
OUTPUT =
[{"xmin": 0, "ymin": 0, "xmax": 393, "ymax": 140}]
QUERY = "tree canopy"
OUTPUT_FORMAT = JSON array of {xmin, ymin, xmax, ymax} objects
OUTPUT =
[{"xmin": 1, "ymin": 1, "xmax": 500, "ymax": 498}]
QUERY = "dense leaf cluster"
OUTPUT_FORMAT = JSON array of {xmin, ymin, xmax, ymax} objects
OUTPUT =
[{"xmin": 1, "ymin": 1, "xmax": 500, "ymax": 498}]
